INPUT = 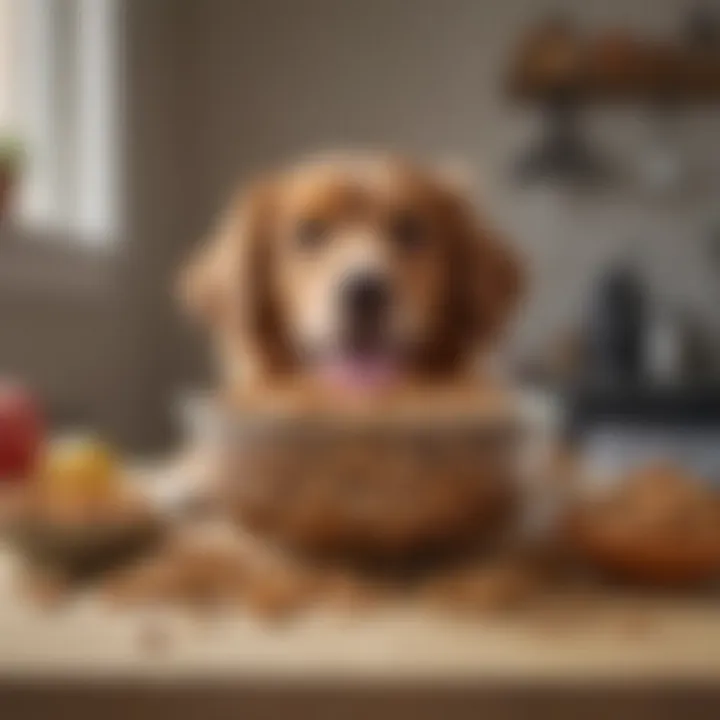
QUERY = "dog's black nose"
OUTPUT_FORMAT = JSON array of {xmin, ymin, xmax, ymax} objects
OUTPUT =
[{"xmin": 341, "ymin": 273, "xmax": 390, "ymax": 321}]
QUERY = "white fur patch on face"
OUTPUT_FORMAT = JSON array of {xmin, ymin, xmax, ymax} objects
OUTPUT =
[
  {"xmin": 290, "ymin": 228, "xmax": 394, "ymax": 355},
  {"xmin": 271, "ymin": 152, "xmax": 480, "ymax": 374}
]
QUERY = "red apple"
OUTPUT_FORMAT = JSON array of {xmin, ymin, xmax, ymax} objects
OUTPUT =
[{"xmin": 0, "ymin": 381, "xmax": 44, "ymax": 482}]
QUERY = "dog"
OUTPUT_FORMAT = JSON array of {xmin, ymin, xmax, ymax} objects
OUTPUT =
[
  {"xmin": 180, "ymin": 153, "xmax": 523, "ymax": 395},
  {"xmin": 156, "ymin": 153, "xmax": 529, "ymax": 590}
]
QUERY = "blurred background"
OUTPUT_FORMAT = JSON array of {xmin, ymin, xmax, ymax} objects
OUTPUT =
[{"xmin": 0, "ymin": 0, "xmax": 719, "ymax": 453}]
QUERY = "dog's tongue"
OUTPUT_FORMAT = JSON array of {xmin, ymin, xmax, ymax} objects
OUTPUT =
[{"xmin": 321, "ymin": 354, "xmax": 400, "ymax": 391}]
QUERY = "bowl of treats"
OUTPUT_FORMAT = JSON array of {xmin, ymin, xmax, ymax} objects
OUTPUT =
[
  {"xmin": 6, "ymin": 436, "xmax": 163, "ymax": 579},
  {"xmin": 565, "ymin": 462, "xmax": 720, "ymax": 587},
  {"xmin": 193, "ymin": 383, "xmax": 537, "ymax": 561}
]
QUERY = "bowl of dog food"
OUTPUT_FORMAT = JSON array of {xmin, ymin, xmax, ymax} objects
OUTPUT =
[
  {"xmin": 565, "ymin": 462, "xmax": 720, "ymax": 587},
  {"xmin": 193, "ymin": 383, "xmax": 541, "ymax": 560}
]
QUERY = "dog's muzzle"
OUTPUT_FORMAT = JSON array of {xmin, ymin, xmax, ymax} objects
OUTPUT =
[{"xmin": 339, "ymin": 271, "xmax": 391, "ymax": 354}]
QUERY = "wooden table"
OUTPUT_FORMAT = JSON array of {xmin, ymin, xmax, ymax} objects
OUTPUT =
[{"xmin": 1, "ymin": 541, "xmax": 720, "ymax": 720}]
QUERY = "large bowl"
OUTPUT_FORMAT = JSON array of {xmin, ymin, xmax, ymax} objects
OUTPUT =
[
  {"xmin": 565, "ymin": 513, "xmax": 720, "ymax": 587},
  {"xmin": 563, "ymin": 463, "xmax": 720, "ymax": 588},
  {"xmin": 196, "ymin": 385, "xmax": 536, "ymax": 560}
]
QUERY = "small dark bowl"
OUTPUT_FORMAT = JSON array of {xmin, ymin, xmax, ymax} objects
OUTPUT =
[{"xmin": 8, "ymin": 506, "xmax": 164, "ymax": 579}]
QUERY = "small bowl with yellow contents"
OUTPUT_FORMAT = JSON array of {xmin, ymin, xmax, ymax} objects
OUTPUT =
[{"xmin": 8, "ymin": 436, "xmax": 163, "ymax": 578}]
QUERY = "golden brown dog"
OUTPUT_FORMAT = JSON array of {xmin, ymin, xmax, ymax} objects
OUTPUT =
[{"xmin": 180, "ymin": 154, "xmax": 523, "ymax": 393}]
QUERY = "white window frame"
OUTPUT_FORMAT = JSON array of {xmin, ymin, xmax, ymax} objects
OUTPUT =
[
  {"xmin": 0, "ymin": 0, "xmax": 17, "ymax": 131},
  {"xmin": 3, "ymin": 0, "xmax": 120, "ymax": 247}
]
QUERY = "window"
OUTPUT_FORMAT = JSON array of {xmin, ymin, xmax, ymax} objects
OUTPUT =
[
  {"xmin": 1, "ymin": 0, "xmax": 119, "ymax": 245},
  {"xmin": 0, "ymin": 0, "xmax": 18, "ymax": 131}
]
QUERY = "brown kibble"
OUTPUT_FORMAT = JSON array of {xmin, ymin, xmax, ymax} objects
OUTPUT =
[
  {"xmin": 321, "ymin": 571, "xmax": 381, "ymax": 612},
  {"xmin": 243, "ymin": 567, "xmax": 314, "ymax": 621},
  {"xmin": 20, "ymin": 571, "xmax": 70, "ymax": 610},
  {"xmin": 102, "ymin": 529, "xmax": 252, "ymax": 609},
  {"xmin": 137, "ymin": 620, "xmax": 173, "ymax": 655},
  {"xmin": 225, "ymin": 386, "xmax": 520, "ymax": 559},
  {"xmin": 527, "ymin": 590, "xmax": 601, "ymax": 636},
  {"xmin": 617, "ymin": 607, "xmax": 657, "ymax": 639},
  {"xmin": 424, "ymin": 560, "xmax": 537, "ymax": 616}
]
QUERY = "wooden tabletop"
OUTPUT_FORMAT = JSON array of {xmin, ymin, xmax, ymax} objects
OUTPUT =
[
  {"xmin": 2, "ymin": 541, "xmax": 720, "ymax": 682},
  {"xmin": 2, "ymin": 542, "xmax": 720, "ymax": 718}
]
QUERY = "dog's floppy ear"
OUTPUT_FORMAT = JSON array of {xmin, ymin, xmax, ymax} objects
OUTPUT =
[
  {"xmin": 178, "ymin": 178, "xmax": 290, "ymax": 379},
  {"xmin": 449, "ymin": 198, "xmax": 525, "ymax": 355},
  {"xmin": 178, "ymin": 198, "xmax": 243, "ymax": 328},
  {"xmin": 470, "ymin": 212, "xmax": 525, "ymax": 347}
]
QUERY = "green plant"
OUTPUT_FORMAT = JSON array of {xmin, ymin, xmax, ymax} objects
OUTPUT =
[{"xmin": 0, "ymin": 137, "xmax": 25, "ymax": 172}]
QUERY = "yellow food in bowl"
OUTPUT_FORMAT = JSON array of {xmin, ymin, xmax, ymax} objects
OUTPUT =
[{"xmin": 41, "ymin": 436, "xmax": 121, "ymax": 502}]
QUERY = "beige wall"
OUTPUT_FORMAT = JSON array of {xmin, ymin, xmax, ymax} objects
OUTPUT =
[
  {"xmin": 171, "ymin": 0, "xmax": 720, "ymax": 361},
  {"xmin": 1, "ymin": 0, "xmax": 718, "ymax": 451},
  {"xmin": 0, "ymin": 246, "xmax": 124, "ymax": 433}
]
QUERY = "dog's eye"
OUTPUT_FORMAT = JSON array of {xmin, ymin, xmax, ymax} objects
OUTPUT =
[
  {"xmin": 390, "ymin": 212, "xmax": 426, "ymax": 252},
  {"xmin": 295, "ymin": 218, "xmax": 328, "ymax": 251}
]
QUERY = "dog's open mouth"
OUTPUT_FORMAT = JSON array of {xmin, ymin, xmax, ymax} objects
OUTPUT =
[
  {"xmin": 309, "ymin": 332, "xmax": 403, "ymax": 391},
  {"xmin": 321, "ymin": 351, "xmax": 401, "ymax": 390}
]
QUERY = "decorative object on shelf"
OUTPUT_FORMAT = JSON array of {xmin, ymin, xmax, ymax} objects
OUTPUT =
[
  {"xmin": 585, "ymin": 261, "xmax": 648, "ymax": 386},
  {"xmin": 644, "ymin": 301, "xmax": 687, "ymax": 385},
  {"xmin": 508, "ymin": 13, "xmax": 720, "ymax": 103},
  {"xmin": 513, "ymin": 95, "xmax": 610, "ymax": 186},
  {"xmin": 510, "ymin": 17, "xmax": 611, "ymax": 186},
  {"xmin": 685, "ymin": 4, "xmax": 720, "ymax": 49},
  {"xmin": 507, "ymin": 8, "xmax": 720, "ymax": 188},
  {"xmin": 509, "ymin": 17, "xmax": 586, "ymax": 103},
  {"xmin": 0, "ymin": 137, "xmax": 24, "ymax": 222}
]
